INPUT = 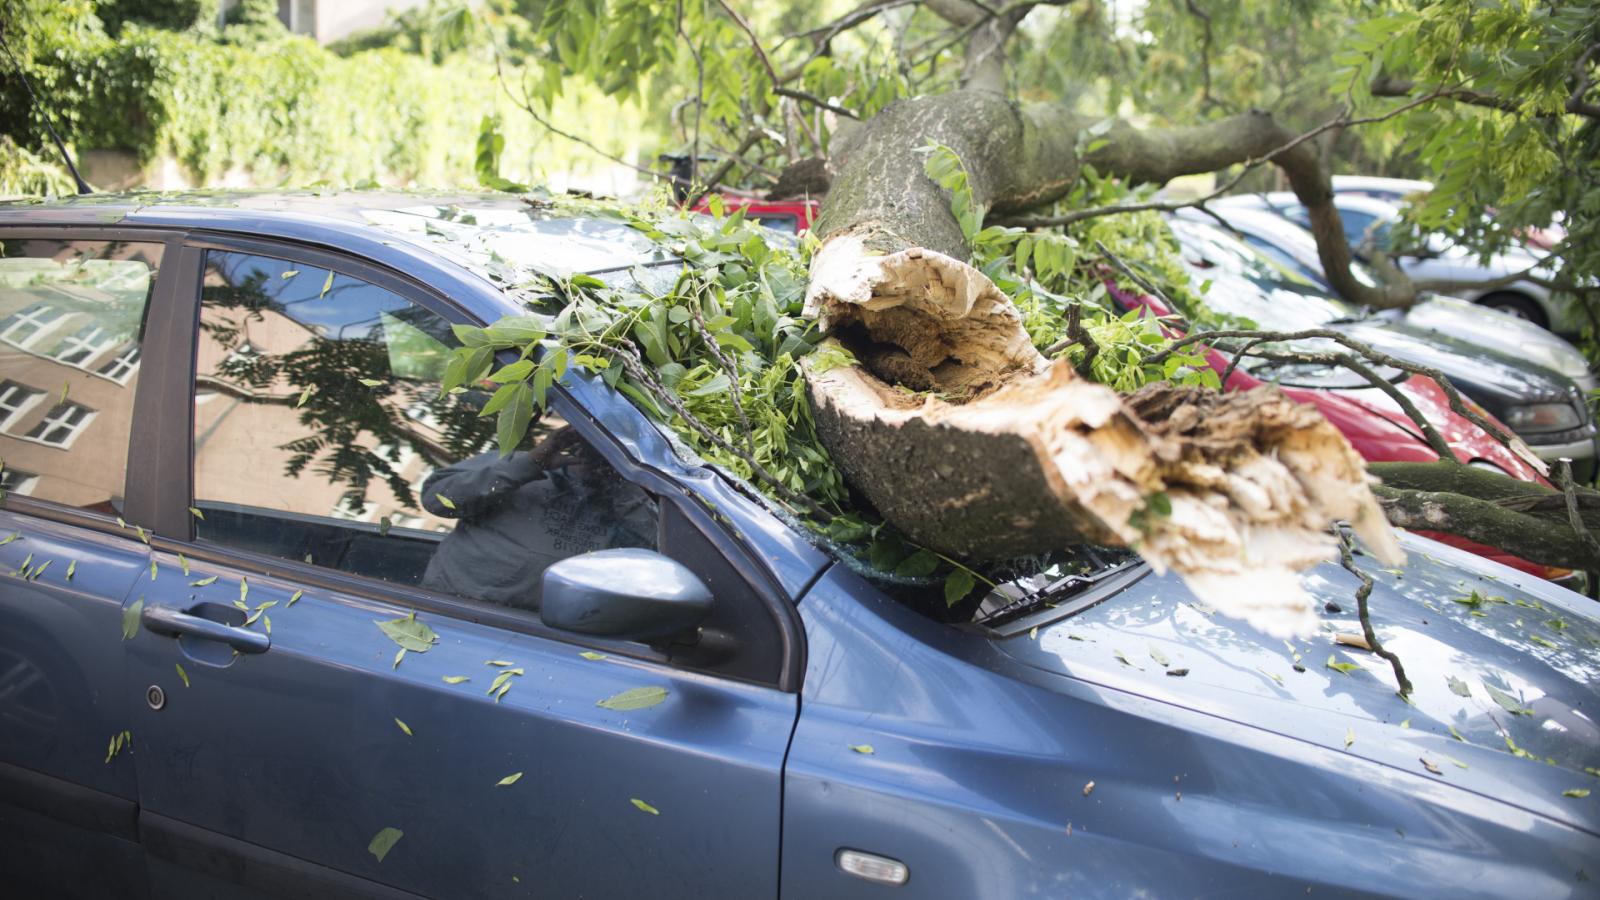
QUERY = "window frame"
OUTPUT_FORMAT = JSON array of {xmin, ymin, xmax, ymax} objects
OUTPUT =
[
  {"xmin": 0, "ymin": 227, "xmax": 185, "ymax": 537},
  {"xmin": 159, "ymin": 232, "xmax": 803, "ymax": 691}
]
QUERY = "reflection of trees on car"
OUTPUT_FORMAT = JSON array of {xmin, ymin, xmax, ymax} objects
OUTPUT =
[{"xmin": 197, "ymin": 254, "xmax": 499, "ymax": 515}]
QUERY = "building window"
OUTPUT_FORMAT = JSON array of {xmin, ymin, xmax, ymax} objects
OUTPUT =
[
  {"xmin": 51, "ymin": 323, "xmax": 112, "ymax": 366},
  {"xmin": 0, "ymin": 302, "xmax": 64, "ymax": 347},
  {"xmin": 97, "ymin": 344, "xmax": 142, "ymax": 383},
  {"xmin": 0, "ymin": 467, "xmax": 39, "ymax": 496},
  {"xmin": 25, "ymin": 402, "xmax": 95, "ymax": 448},
  {"xmin": 0, "ymin": 380, "xmax": 44, "ymax": 430}
]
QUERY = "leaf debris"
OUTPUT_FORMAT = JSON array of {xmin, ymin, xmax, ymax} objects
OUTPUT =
[
  {"xmin": 367, "ymin": 827, "xmax": 403, "ymax": 862},
  {"xmin": 597, "ymin": 686, "xmax": 669, "ymax": 711},
  {"xmin": 630, "ymin": 798, "xmax": 660, "ymax": 815}
]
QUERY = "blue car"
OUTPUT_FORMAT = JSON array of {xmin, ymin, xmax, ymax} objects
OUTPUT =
[{"xmin": 0, "ymin": 193, "xmax": 1596, "ymax": 899}]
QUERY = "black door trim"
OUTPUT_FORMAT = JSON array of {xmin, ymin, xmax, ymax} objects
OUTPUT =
[
  {"xmin": 141, "ymin": 812, "xmax": 428, "ymax": 900},
  {"xmin": 0, "ymin": 758, "xmax": 139, "ymax": 842}
]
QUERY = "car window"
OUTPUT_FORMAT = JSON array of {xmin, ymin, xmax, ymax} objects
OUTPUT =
[
  {"xmin": 190, "ymin": 249, "xmax": 660, "ymax": 614},
  {"xmin": 1239, "ymin": 234, "xmax": 1327, "ymax": 286},
  {"xmin": 0, "ymin": 237, "xmax": 160, "ymax": 513}
]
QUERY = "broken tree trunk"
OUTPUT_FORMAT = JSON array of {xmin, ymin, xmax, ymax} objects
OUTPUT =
[{"xmin": 801, "ymin": 89, "xmax": 1403, "ymax": 637}]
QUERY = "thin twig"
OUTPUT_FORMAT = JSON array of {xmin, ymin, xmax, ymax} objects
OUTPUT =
[
  {"xmin": 610, "ymin": 344, "xmax": 826, "ymax": 519},
  {"xmin": 1146, "ymin": 327, "xmax": 1532, "ymax": 465},
  {"xmin": 1093, "ymin": 240, "xmax": 1176, "ymax": 310},
  {"xmin": 1338, "ymin": 529, "xmax": 1412, "ymax": 697},
  {"xmin": 685, "ymin": 286, "xmax": 755, "ymax": 455},
  {"xmin": 1557, "ymin": 459, "xmax": 1600, "ymax": 566},
  {"xmin": 677, "ymin": 0, "xmax": 706, "ymax": 191},
  {"xmin": 686, "ymin": 128, "xmax": 767, "ymax": 207}
]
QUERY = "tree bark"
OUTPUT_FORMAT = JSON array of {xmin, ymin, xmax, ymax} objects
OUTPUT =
[{"xmin": 802, "ymin": 87, "xmax": 1403, "ymax": 637}]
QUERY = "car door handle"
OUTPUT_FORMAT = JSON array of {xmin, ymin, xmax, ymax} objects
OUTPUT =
[{"xmin": 142, "ymin": 603, "xmax": 271, "ymax": 654}]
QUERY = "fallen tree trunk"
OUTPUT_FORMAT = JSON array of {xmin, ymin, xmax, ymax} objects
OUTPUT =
[
  {"xmin": 1371, "ymin": 462, "xmax": 1600, "ymax": 572},
  {"xmin": 800, "ymin": 93, "xmax": 1404, "ymax": 635}
]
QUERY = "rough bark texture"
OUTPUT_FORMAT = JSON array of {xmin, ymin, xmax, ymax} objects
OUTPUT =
[
  {"xmin": 803, "ymin": 130, "xmax": 1404, "ymax": 635},
  {"xmin": 1372, "ymin": 461, "xmax": 1600, "ymax": 571}
]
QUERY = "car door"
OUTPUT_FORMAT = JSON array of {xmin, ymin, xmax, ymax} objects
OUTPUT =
[
  {"xmin": 0, "ymin": 231, "xmax": 190, "ymax": 899},
  {"xmin": 123, "ymin": 239, "xmax": 798, "ymax": 898}
]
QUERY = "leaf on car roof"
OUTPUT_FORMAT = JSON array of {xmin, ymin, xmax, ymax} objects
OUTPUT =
[
  {"xmin": 191, "ymin": 575, "xmax": 218, "ymax": 586},
  {"xmin": 122, "ymin": 598, "xmax": 144, "ymax": 641},
  {"xmin": 0, "ymin": 531, "xmax": 18, "ymax": 545},
  {"xmin": 1447, "ymin": 676, "xmax": 1471, "ymax": 697},
  {"xmin": 1419, "ymin": 757, "xmax": 1442, "ymax": 776},
  {"xmin": 66, "ymin": 560, "xmax": 76, "ymax": 581},
  {"xmin": 497, "ymin": 772, "xmax": 522, "ymax": 787},
  {"xmin": 177, "ymin": 553, "xmax": 189, "ymax": 576},
  {"xmin": 597, "ymin": 686, "xmax": 669, "ymax": 711},
  {"xmin": 1484, "ymin": 683, "xmax": 1533, "ymax": 716},
  {"xmin": 1148, "ymin": 645, "xmax": 1170, "ymax": 667},
  {"xmin": 1344, "ymin": 728, "xmax": 1355, "ymax": 749},
  {"xmin": 1325, "ymin": 655, "xmax": 1359, "ymax": 675},
  {"xmin": 442, "ymin": 675, "xmax": 470, "ymax": 684},
  {"xmin": 1564, "ymin": 789, "xmax": 1591, "ymax": 799},
  {"xmin": 630, "ymin": 798, "xmax": 660, "ymax": 815},
  {"xmin": 288, "ymin": 590, "xmax": 303, "ymax": 607},
  {"xmin": 579, "ymin": 651, "xmax": 607, "ymax": 661},
  {"xmin": 368, "ymin": 827, "xmax": 403, "ymax": 862},
  {"xmin": 849, "ymin": 744, "xmax": 875, "ymax": 755},
  {"xmin": 376, "ymin": 614, "xmax": 439, "ymax": 653},
  {"xmin": 395, "ymin": 718, "xmax": 412, "ymax": 736},
  {"xmin": 1113, "ymin": 649, "xmax": 1140, "ymax": 669}
]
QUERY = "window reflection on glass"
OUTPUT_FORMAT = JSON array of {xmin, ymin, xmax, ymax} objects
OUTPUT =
[
  {"xmin": 190, "ymin": 250, "xmax": 658, "ymax": 612},
  {"xmin": 0, "ymin": 239, "xmax": 158, "ymax": 514}
]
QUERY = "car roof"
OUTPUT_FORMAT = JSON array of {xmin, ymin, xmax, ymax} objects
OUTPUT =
[
  {"xmin": 0, "ymin": 190, "xmax": 673, "ymax": 302},
  {"xmin": 1215, "ymin": 191, "xmax": 1404, "ymax": 221},
  {"xmin": 1331, "ymin": 175, "xmax": 1434, "ymax": 195}
]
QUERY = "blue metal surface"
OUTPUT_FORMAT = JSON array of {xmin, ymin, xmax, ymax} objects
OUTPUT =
[
  {"xmin": 6, "ymin": 193, "xmax": 1599, "ymax": 898},
  {"xmin": 782, "ymin": 556, "xmax": 1600, "ymax": 898},
  {"xmin": 127, "ymin": 548, "xmax": 796, "ymax": 898},
  {"xmin": 0, "ymin": 511, "xmax": 148, "ymax": 799}
]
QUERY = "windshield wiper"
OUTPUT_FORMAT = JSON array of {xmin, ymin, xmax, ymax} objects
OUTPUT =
[{"xmin": 973, "ymin": 549, "xmax": 1146, "ymax": 629}]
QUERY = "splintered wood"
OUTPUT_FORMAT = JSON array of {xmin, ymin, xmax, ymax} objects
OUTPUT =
[{"xmin": 803, "ymin": 235, "xmax": 1403, "ymax": 637}]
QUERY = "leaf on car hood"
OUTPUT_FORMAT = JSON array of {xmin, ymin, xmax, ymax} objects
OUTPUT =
[
  {"xmin": 368, "ymin": 827, "xmax": 403, "ymax": 862},
  {"xmin": 1484, "ymin": 683, "xmax": 1533, "ymax": 716}
]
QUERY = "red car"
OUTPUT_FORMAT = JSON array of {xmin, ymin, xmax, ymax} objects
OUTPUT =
[
  {"xmin": 691, "ymin": 196, "xmax": 819, "ymax": 235},
  {"xmin": 1113, "ymin": 286, "xmax": 1566, "ymax": 580}
]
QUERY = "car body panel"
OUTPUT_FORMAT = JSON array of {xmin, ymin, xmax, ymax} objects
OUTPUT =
[
  {"xmin": 4, "ymin": 192, "xmax": 1598, "ymax": 899},
  {"xmin": 784, "ymin": 559, "xmax": 1600, "ymax": 899},
  {"xmin": 124, "ymin": 548, "xmax": 796, "ymax": 899}
]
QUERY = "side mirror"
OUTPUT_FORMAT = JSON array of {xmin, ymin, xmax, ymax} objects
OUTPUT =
[{"xmin": 541, "ymin": 548, "xmax": 713, "ymax": 643}]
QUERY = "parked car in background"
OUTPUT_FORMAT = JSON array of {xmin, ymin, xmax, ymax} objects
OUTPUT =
[
  {"xmin": 1219, "ymin": 192, "xmax": 1580, "ymax": 333},
  {"xmin": 1331, "ymin": 176, "xmax": 1569, "ymax": 253},
  {"xmin": 691, "ymin": 195, "xmax": 818, "ymax": 235},
  {"xmin": 1165, "ymin": 216, "xmax": 1598, "ymax": 480},
  {"xmin": 2, "ymin": 192, "xmax": 1597, "ymax": 899},
  {"xmin": 1184, "ymin": 205, "xmax": 1596, "ymax": 394},
  {"xmin": 1106, "ymin": 268, "xmax": 1568, "ymax": 582}
]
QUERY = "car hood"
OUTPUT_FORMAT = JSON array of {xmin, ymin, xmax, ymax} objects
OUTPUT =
[
  {"xmin": 1335, "ymin": 319, "xmax": 1577, "ymax": 407},
  {"xmin": 1397, "ymin": 296, "xmax": 1593, "ymax": 385},
  {"xmin": 992, "ymin": 533, "xmax": 1600, "ymax": 834}
]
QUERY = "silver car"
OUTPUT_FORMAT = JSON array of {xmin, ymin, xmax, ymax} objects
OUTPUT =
[
  {"xmin": 1189, "ymin": 204, "xmax": 1595, "ymax": 393},
  {"xmin": 1217, "ymin": 192, "xmax": 1580, "ymax": 334}
]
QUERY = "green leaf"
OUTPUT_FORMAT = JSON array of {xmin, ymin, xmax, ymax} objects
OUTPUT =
[
  {"xmin": 0, "ymin": 532, "xmax": 18, "ymax": 546},
  {"xmin": 239, "ymin": 577, "xmax": 248, "ymax": 603},
  {"xmin": 122, "ymin": 598, "xmax": 144, "ymax": 641},
  {"xmin": 849, "ymin": 744, "xmax": 875, "ymax": 755},
  {"xmin": 596, "ymin": 686, "xmax": 669, "ymax": 711},
  {"xmin": 893, "ymin": 548, "xmax": 938, "ymax": 578},
  {"xmin": 1484, "ymin": 683, "xmax": 1533, "ymax": 716},
  {"xmin": 630, "ymin": 798, "xmax": 659, "ymax": 815},
  {"xmin": 943, "ymin": 568, "xmax": 975, "ymax": 607},
  {"xmin": 395, "ymin": 718, "xmax": 412, "ymax": 736},
  {"xmin": 442, "ymin": 675, "xmax": 470, "ymax": 684},
  {"xmin": 288, "ymin": 590, "xmax": 303, "ymax": 607},
  {"xmin": 174, "ymin": 663, "xmax": 189, "ymax": 688},
  {"xmin": 188, "ymin": 507, "xmax": 205, "ymax": 520},
  {"xmin": 281, "ymin": 270, "xmax": 300, "ymax": 280},
  {"xmin": 149, "ymin": 559, "xmax": 158, "ymax": 581},
  {"xmin": 1149, "ymin": 645, "xmax": 1171, "ymax": 667},
  {"xmin": 496, "ymin": 383, "xmax": 535, "ymax": 455},
  {"xmin": 485, "ymin": 659, "xmax": 515, "ymax": 667},
  {"xmin": 393, "ymin": 647, "xmax": 406, "ymax": 669},
  {"xmin": 177, "ymin": 553, "xmax": 190, "ymax": 576},
  {"xmin": 367, "ymin": 827, "xmax": 403, "ymax": 862},
  {"xmin": 579, "ymin": 651, "xmax": 607, "ymax": 661},
  {"xmin": 434, "ymin": 493, "xmax": 456, "ymax": 510},
  {"xmin": 1113, "ymin": 648, "xmax": 1140, "ymax": 669},
  {"xmin": 1565, "ymin": 789, "xmax": 1592, "ymax": 798},
  {"xmin": 376, "ymin": 614, "xmax": 438, "ymax": 652},
  {"xmin": 190, "ymin": 575, "xmax": 217, "ymax": 587},
  {"xmin": 65, "ymin": 560, "xmax": 75, "ymax": 581},
  {"xmin": 497, "ymin": 772, "xmax": 523, "ymax": 787},
  {"xmin": 1447, "ymin": 676, "xmax": 1471, "ymax": 697},
  {"xmin": 358, "ymin": 378, "xmax": 384, "ymax": 388},
  {"xmin": 320, "ymin": 270, "xmax": 334, "ymax": 299},
  {"xmin": 1326, "ymin": 655, "xmax": 1359, "ymax": 675},
  {"xmin": 1345, "ymin": 727, "xmax": 1356, "ymax": 749},
  {"xmin": 1145, "ymin": 491, "xmax": 1172, "ymax": 517}
]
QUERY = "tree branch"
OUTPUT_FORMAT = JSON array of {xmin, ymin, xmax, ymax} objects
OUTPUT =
[{"xmin": 1338, "ymin": 529, "xmax": 1411, "ymax": 697}]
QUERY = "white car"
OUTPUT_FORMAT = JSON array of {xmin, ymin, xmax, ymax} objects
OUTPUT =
[
  {"xmin": 1188, "ymin": 204, "xmax": 1595, "ymax": 392},
  {"xmin": 1220, "ymin": 192, "xmax": 1580, "ymax": 334}
]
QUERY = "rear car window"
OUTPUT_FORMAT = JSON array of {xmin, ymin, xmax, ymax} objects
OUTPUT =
[{"xmin": 0, "ymin": 238, "xmax": 160, "ymax": 514}]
